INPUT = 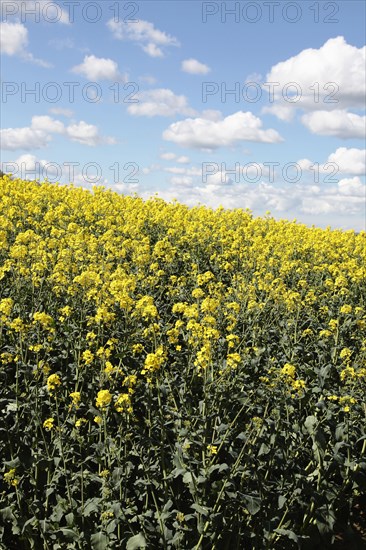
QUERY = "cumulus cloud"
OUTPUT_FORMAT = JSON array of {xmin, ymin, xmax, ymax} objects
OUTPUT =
[
  {"xmin": 0, "ymin": 127, "xmax": 52, "ymax": 151},
  {"xmin": 66, "ymin": 121, "xmax": 116, "ymax": 146},
  {"xmin": 0, "ymin": 21, "xmax": 28, "ymax": 55},
  {"xmin": 1, "ymin": 116, "xmax": 115, "ymax": 150},
  {"xmin": 264, "ymin": 37, "xmax": 365, "ymax": 113},
  {"xmin": 301, "ymin": 110, "xmax": 366, "ymax": 139},
  {"xmin": 72, "ymin": 55, "xmax": 128, "ymax": 82},
  {"xmin": 163, "ymin": 111, "xmax": 283, "ymax": 149},
  {"xmin": 181, "ymin": 58, "xmax": 210, "ymax": 74},
  {"xmin": 0, "ymin": 20, "xmax": 51, "ymax": 67},
  {"xmin": 31, "ymin": 115, "xmax": 65, "ymax": 134},
  {"xmin": 337, "ymin": 176, "xmax": 366, "ymax": 197},
  {"xmin": 107, "ymin": 19, "xmax": 179, "ymax": 57},
  {"xmin": 298, "ymin": 147, "xmax": 366, "ymax": 177},
  {"xmin": 127, "ymin": 89, "xmax": 196, "ymax": 117},
  {"xmin": 263, "ymin": 36, "xmax": 366, "ymax": 136},
  {"xmin": 327, "ymin": 147, "xmax": 366, "ymax": 175}
]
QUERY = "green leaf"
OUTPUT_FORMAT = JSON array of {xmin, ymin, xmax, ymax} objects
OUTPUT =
[
  {"xmin": 243, "ymin": 495, "xmax": 260, "ymax": 515},
  {"xmin": 163, "ymin": 499, "xmax": 173, "ymax": 512},
  {"xmin": 126, "ymin": 533, "xmax": 147, "ymax": 549},
  {"xmin": 0, "ymin": 507, "xmax": 15, "ymax": 521},
  {"xmin": 91, "ymin": 532, "xmax": 109, "ymax": 550},
  {"xmin": 278, "ymin": 495, "xmax": 286, "ymax": 510},
  {"xmin": 304, "ymin": 415, "xmax": 317, "ymax": 435},
  {"xmin": 65, "ymin": 512, "xmax": 74, "ymax": 526},
  {"xmin": 82, "ymin": 497, "xmax": 102, "ymax": 517},
  {"xmin": 183, "ymin": 472, "xmax": 193, "ymax": 485},
  {"xmin": 258, "ymin": 443, "xmax": 270, "ymax": 456},
  {"xmin": 191, "ymin": 503, "xmax": 209, "ymax": 516},
  {"xmin": 50, "ymin": 503, "xmax": 65, "ymax": 523}
]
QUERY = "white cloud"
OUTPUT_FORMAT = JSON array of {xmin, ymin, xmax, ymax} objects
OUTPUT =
[
  {"xmin": 301, "ymin": 110, "xmax": 366, "ymax": 139},
  {"xmin": 31, "ymin": 115, "xmax": 65, "ymax": 134},
  {"xmin": 127, "ymin": 89, "xmax": 196, "ymax": 117},
  {"xmin": 160, "ymin": 152, "xmax": 176, "ymax": 160},
  {"xmin": 169, "ymin": 176, "xmax": 193, "ymax": 186},
  {"xmin": 72, "ymin": 55, "xmax": 127, "ymax": 82},
  {"xmin": 298, "ymin": 148, "xmax": 366, "ymax": 176},
  {"xmin": 181, "ymin": 58, "xmax": 210, "ymax": 74},
  {"xmin": 327, "ymin": 147, "xmax": 366, "ymax": 175},
  {"xmin": 66, "ymin": 121, "xmax": 116, "ymax": 146},
  {"xmin": 177, "ymin": 156, "xmax": 190, "ymax": 164},
  {"xmin": 49, "ymin": 107, "xmax": 74, "ymax": 118},
  {"xmin": 0, "ymin": 127, "xmax": 51, "ymax": 151},
  {"xmin": 142, "ymin": 164, "xmax": 161, "ymax": 175},
  {"xmin": 337, "ymin": 176, "xmax": 366, "ymax": 197},
  {"xmin": 1, "ymin": 116, "xmax": 115, "ymax": 150},
  {"xmin": 142, "ymin": 43, "xmax": 164, "ymax": 58},
  {"xmin": 163, "ymin": 111, "xmax": 283, "ymax": 149},
  {"xmin": 264, "ymin": 36, "xmax": 365, "ymax": 114},
  {"xmin": 0, "ymin": 21, "xmax": 28, "ymax": 55},
  {"xmin": 107, "ymin": 18, "xmax": 179, "ymax": 57},
  {"xmin": 0, "ymin": 21, "xmax": 52, "ymax": 67},
  {"xmin": 152, "ymin": 178, "xmax": 365, "ymax": 226},
  {"xmin": 164, "ymin": 167, "xmax": 186, "ymax": 174}
]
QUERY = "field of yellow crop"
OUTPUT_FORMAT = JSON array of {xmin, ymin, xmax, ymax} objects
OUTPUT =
[{"xmin": 0, "ymin": 176, "xmax": 365, "ymax": 549}]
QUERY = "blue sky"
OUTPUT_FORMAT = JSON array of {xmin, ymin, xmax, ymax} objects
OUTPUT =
[{"xmin": 1, "ymin": 0, "xmax": 365, "ymax": 230}]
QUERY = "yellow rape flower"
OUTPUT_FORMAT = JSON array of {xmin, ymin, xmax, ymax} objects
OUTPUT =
[
  {"xmin": 339, "ymin": 348, "xmax": 352, "ymax": 363},
  {"xmin": 115, "ymin": 393, "xmax": 132, "ymax": 413},
  {"xmin": 47, "ymin": 373, "xmax": 61, "ymax": 393},
  {"xmin": 0, "ymin": 297, "xmax": 13, "ymax": 321},
  {"xmin": 226, "ymin": 353, "xmax": 241, "ymax": 369},
  {"xmin": 33, "ymin": 311, "xmax": 53, "ymax": 329},
  {"xmin": 43, "ymin": 418, "xmax": 55, "ymax": 431},
  {"xmin": 281, "ymin": 363, "xmax": 296, "ymax": 379},
  {"xmin": 95, "ymin": 390, "xmax": 112, "ymax": 410},
  {"xmin": 141, "ymin": 346, "xmax": 166, "ymax": 375},
  {"xmin": 207, "ymin": 444, "xmax": 218, "ymax": 455},
  {"xmin": 82, "ymin": 350, "xmax": 94, "ymax": 365},
  {"xmin": 8, "ymin": 317, "xmax": 25, "ymax": 332},
  {"xmin": 69, "ymin": 391, "xmax": 81, "ymax": 408},
  {"xmin": 4, "ymin": 469, "xmax": 18, "ymax": 487}
]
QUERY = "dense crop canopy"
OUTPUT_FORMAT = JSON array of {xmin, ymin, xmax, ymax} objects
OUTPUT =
[{"xmin": 0, "ymin": 177, "xmax": 365, "ymax": 549}]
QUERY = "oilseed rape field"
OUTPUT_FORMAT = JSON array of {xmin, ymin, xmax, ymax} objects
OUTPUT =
[{"xmin": 0, "ymin": 176, "xmax": 365, "ymax": 549}]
